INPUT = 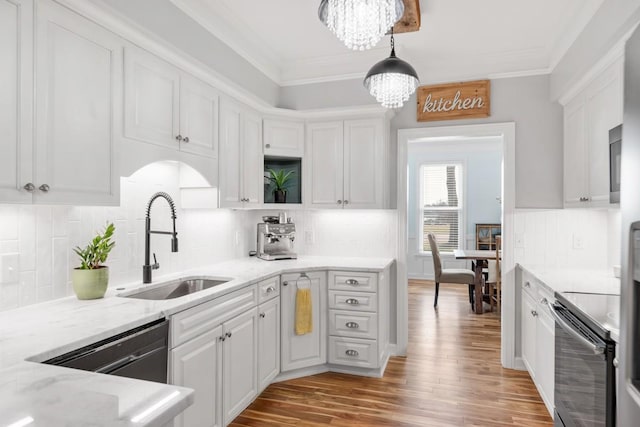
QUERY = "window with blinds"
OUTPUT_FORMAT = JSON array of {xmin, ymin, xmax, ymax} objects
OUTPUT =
[{"xmin": 420, "ymin": 163, "xmax": 463, "ymax": 253}]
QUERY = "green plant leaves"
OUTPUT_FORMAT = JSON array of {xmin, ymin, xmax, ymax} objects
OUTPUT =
[
  {"xmin": 267, "ymin": 168, "xmax": 295, "ymax": 191},
  {"xmin": 74, "ymin": 223, "xmax": 116, "ymax": 270}
]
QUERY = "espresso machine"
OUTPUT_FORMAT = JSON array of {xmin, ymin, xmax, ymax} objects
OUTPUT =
[{"xmin": 257, "ymin": 213, "xmax": 297, "ymax": 261}]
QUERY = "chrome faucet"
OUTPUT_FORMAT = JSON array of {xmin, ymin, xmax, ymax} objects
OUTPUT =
[{"xmin": 143, "ymin": 192, "xmax": 178, "ymax": 283}]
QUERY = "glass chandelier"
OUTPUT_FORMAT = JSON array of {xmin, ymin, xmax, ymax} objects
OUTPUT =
[
  {"xmin": 318, "ymin": 0, "xmax": 405, "ymax": 51},
  {"xmin": 364, "ymin": 31, "xmax": 419, "ymax": 108}
]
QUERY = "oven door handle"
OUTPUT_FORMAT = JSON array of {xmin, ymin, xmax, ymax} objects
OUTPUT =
[{"xmin": 547, "ymin": 301, "xmax": 605, "ymax": 355}]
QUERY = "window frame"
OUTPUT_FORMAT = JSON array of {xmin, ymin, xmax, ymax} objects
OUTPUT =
[{"xmin": 418, "ymin": 161, "xmax": 466, "ymax": 255}]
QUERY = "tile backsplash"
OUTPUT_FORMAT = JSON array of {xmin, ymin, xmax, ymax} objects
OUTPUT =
[
  {"xmin": 513, "ymin": 208, "xmax": 621, "ymax": 271},
  {"xmin": 0, "ymin": 161, "xmax": 397, "ymax": 312}
]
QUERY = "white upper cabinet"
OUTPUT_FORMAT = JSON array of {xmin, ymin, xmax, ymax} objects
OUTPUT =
[
  {"xmin": 343, "ymin": 119, "xmax": 384, "ymax": 209},
  {"xmin": 125, "ymin": 47, "xmax": 218, "ymax": 158},
  {"xmin": 306, "ymin": 121, "xmax": 344, "ymax": 208},
  {"xmin": 306, "ymin": 118, "xmax": 387, "ymax": 209},
  {"xmin": 563, "ymin": 56, "xmax": 623, "ymax": 208},
  {"xmin": 179, "ymin": 75, "xmax": 219, "ymax": 158},
  {"xmin": 263, "ymin": 119, "xmax": 304, "ymax": 157},
  {"xmin": 219, "ymin": 98, "xmax": 263, "ymax": 208},
  {"xmin": 124, "ymin": 47, "xmax": 179, "ymax": 150},
  {"xmin": 0, "ymin": 0, "xmax": 32, "ymax": 203},
  {"xmin": 35, "ymin": 0, "xmax": 121, "ymax": 205}
]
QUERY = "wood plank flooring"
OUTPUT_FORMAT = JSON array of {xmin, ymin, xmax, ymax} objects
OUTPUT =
[{"xmin": 230, "ymin": 280, "xmax": 552, "ymax": 426}]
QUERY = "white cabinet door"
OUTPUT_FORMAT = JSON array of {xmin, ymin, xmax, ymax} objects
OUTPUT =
[
  {"xmin": 219, "ymin": 98, "xmax": 243, "ymax": 208},
  {"xmin": 536, "ymin": 309, "xmax": 555, "ymax": 414},
  {"xmin": 0, "ymin": 0, "xmax": 32, "ymax": 203},
  {"xmin": 343, "ymin": 119, "xmax": 384, "ymax": 209},
  {"xmin": 223, "ymin": 308, "xmax": 258, "ymax": 425},
  {"xmin": 241, "ymin": 109, "xmax": 264, "ymax": 206},
  {"xmin": 124, "ymin": 47, "xmax": 180, "ymax": 149},
  {"xmin": 263, "ymin": 119, "xmax": 304, "ymax": 157},
  {"xmin": 521, "ymin": 291, "xmax": 537, "ymax": 378},
  {"xmin": 306, "ymin": 122, "xmax": 344, "ymax": 209},
  {"xmin": 585, "ymin": 58, "xmax": 624, "ymax": 206},
  {"xmin": 179, "ymin": 75, "xmax": 218, "ymax": 158},
  {"xmin": 171, "ymin": 327, "xmax": 223, "ymax": 427},
  {"xmin": 35, "ymin": 0, "xmax": 121, "ymax": 205},
  {"xmin": 258, "ymin": 297, "xmax": 280, "ymax": 392},
  {"xmin": 564, "ymin": 93, "xmax": 588, "ymax": 207},
  {"xmin": 281, "ymin": 271, "xmax": 327, "ymax": 371}
]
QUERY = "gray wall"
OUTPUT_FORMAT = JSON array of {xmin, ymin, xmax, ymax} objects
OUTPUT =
[
  {"xmin": 100, "ymin": 0, "xmax": 280, "ymax": 106},
  {"xmin": 281, "ymin": 74, "xmax": 564, "ymax": 209},
  {"xmin": 550, "ymin": 0, "xmax": 640, "ymax": 100}
]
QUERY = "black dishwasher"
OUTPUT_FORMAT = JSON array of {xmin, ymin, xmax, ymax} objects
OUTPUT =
[{"xmin": 43, "ymin": 318, "xmax": 169, "ymax": 383}]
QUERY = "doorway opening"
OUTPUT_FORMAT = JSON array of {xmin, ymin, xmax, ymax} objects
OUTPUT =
[{"xmin": 396, "ymin": 122, "xmax": 517, "ymax": 368}]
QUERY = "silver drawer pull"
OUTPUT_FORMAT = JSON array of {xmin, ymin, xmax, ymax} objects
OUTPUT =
[
  {"xmin": 540, "ymin": 297, "xmax": 548, "ymax": 304},
  {"xmin": 265, "ymin": 286, "xmax": 276, "ymax": 293},
  {"xmin": 345, "ymin": 349, "xmax": 359, "ymax": 357},
  {"xmin": 524, "ymin": 282, "xmax": 531, "ymax": 288},
  {"xmin": 531, "ymin": 310, "xmax": 538, "ymax": 317},
  {"xmin": 345, "ymin": 298, "xmax": 360, "ymax": 305},
  {"xmin": 345, "ymin": 279, "xmax": 359, "ymax": 286},
  {"xmin": 345, "ymin": 322, "xmax": 360, "ymax": 329}
]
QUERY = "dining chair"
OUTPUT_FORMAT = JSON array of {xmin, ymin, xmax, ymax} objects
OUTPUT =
[
  {"xmin": 486, "ymin": 236, "xmax": 502, "ymax": 312},
  {"xmin": 427, "ymin": 233, "xmax": 476, "ymax": 309}
]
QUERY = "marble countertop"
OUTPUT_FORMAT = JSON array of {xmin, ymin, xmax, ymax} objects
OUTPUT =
[
  {"xmin": 517, "ymin": 263, "xmax": 621, "ymax": 341},
  {"xmin": 0, "ymin": 255, "xmax": 394, "ymax": 426}
]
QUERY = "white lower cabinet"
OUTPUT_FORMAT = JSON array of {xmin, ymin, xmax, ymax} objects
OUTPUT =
[
  {"xmin": 520, "ymin": 269, "xmax": 555, "ymax": 416},
  {"xmin": 280, "ymin": 271, "xmax": 327, "ymax": 371},
  {"xmin": 258, "ymin": 296, "xmax": 280, "ymax": 391},
  {"xmin": 171, "ymin": 327, "xmax": 223, "ymax": 427},
  {"xmin": 222, "ymin": 308, "xmax": 258, "ymax": 425}
]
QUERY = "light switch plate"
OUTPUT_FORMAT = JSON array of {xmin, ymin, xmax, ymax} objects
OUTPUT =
[
  {"xmin": 0, "ymin": 253, "xmax": 19, "ymax": 284},
  {"xmin": 305, "ymin": 230, "xmax": 315, "ymax": 245}
]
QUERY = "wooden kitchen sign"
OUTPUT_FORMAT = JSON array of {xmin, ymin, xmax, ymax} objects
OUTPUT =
[{"xmin": 417, "ymin": 80, "xmax": 490, "ymax": 122}]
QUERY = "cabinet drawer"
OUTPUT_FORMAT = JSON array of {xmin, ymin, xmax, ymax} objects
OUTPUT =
[
  {"xmin": 329, "ymin": 271, "xmax": 378, "ymax": 292},
  {"xmin": 329, "ymin": 310, "xmax": 377, "ymax": 339},
  {"xmin": 521, "ymin": 272, "xmax": 538, "ymax": 298},
  {"xmin": 328, "ymin": 290, "xmax": 377, "ymax": 312},
  {"xmin": 170, "ymin": 285, "xmax": 257, "ymax": 348},
  {"xmin": 329, "ymin": 336, "xmax": 378, "ymax": 369},
  {"xmin": 257, "ymin": 276, "xmax": 280, "ymax": 304}
]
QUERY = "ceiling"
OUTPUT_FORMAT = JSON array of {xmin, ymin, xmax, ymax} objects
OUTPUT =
[{"xmin": 168, "ymin": 0, "xmax": 604, "ymax": 87}]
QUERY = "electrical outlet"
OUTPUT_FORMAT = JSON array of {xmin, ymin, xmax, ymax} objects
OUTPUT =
[
  {"xmin": 515, "ymin": 233, "xmax": 525, "ymax": 249},
  {"xmin": 573, "ymin": 234, "xmax": 584, "ymax": 250},
  {"xmin": 0, "ymin": 253, "xmax": 19, "ymax": 284},
  {"xmin": 305, "ymin": 230, "xmax": 315, "ymax": 245}
]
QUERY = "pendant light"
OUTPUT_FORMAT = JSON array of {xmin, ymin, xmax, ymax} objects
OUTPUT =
[
  {"xmin": 318, "ymin": 0, "xmax": 405, "ymax": 51},
  {"xmin": 364, "ymin": 30, "xmax": 419, "ymax": 108}
]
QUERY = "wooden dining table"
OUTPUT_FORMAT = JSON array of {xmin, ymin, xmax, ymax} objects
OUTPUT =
[{"xmin": 453, "ymin": 249, "xmax": 501, "ymax": 314}]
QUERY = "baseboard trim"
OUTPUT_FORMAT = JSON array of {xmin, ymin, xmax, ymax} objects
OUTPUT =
[
  {"xmin": 514, "ymin": 356, "xmax": 527, "ymax": 371},
  {"xmin": 273, "ymin": 365, "xmax": 329, "ymax": 383}
]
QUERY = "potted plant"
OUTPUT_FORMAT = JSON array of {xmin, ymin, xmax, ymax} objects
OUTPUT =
[
  {"xmin": 72, "ymin": 223, "xmax": 115, "ymax": 300},
  {"xmin": 266, "ymin": 168, "xmax": 295, "ymax": 203}
]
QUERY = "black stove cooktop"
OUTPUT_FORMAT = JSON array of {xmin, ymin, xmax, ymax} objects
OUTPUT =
[{"xmin": 556, "ymin": 291, "xmax": 620, "ymax": 340}]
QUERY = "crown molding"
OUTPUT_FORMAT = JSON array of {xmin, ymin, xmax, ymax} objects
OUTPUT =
[{"xmin": 168, "ymin": 0, "xmax": 283, "ymax": 85}]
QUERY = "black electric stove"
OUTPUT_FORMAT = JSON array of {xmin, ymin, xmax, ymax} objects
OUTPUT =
[{"xmin": 556, "ymin": 292, "xmax": 620, "ymax": 340}]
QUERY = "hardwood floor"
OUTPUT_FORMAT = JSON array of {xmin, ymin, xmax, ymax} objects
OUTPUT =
[{"xmin": 230, "ymin": 280, "xmax": 552, "ymax": 426}]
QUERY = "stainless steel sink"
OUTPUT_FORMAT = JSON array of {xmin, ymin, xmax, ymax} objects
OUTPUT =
[{"xmin": 121, "ymin": 277, "xmax": 230, "ymax": 300}]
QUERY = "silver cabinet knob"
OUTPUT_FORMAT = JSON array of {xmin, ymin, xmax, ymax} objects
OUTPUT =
[
  {"xmin": 345, "ymin": 298, "xmax": 360, "ymax": 305},
  {"xmin": 337, "ymin": 200, "xmax": 342, "ymax": 204},
  {"xmin": 183, "ymin": 136, "xmax": 190, "ymax": 143},
  {"xmin": 176, "ymin": 135, "xmax": 183, "ymax": 141},
  {"xmin": 343, "ymin": 200, "xmax": 349, "ymax": 205},
  {"xmin": 266, "ymin": 286, "xmax": 276, "ymax": 293},
  {"xmin": 282, "ymin": 281, "xmax": 288, "ymax": 286},
  {"xmin": 219, "ymin": 335, "xmax": 225, "ymax": 342},
  {"xmin": 346, "ymin": 322, "xmax": 360, "ymax": 329},
  {"xmin": 540, "ymin": 298, "xmax": 548, "ymax": 305},
  {"xmin": 345, "ymin": 279, "xmax": 359, "ymax": 286},
  {"xmin": 345, "ymin": 349, "xmax": 359, "ymax": 357},
  {"xmin": 39, "ymin": 184, "xmax": 50, "ymax": 193},
  {"xmin": 225, "ymin": 332, "xmax": 232, "ymax": 338},
  {"xmin": 531, "ymin": 310, "xmax": 538, "ymax": 317},
  {"xmin": 265, "ymin": 143, "xmax": 271, "ymax": 149},
  {"xmin": 524, "ymin": 282, "xmax": 531, "ymax": 288},
  {"xmin": 259, "ymin": 313, "xmax": 266, "ymax": 318},
  {"xmin": 23, "ymin": 183, "xmax": 35, "ymax": 192}
]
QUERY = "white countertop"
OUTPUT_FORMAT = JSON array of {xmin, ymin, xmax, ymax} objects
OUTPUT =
[
  {"xmin": 517, "ymin": 263, "xmax": 621, "ymax": 341},
  {"xmin": 0, "ymin": 255, "xmax": 393, "ymax": 426}
]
